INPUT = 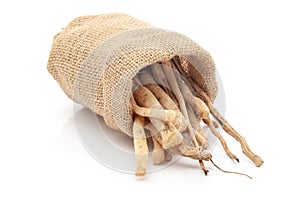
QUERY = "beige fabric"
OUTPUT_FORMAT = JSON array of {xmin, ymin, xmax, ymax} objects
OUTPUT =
[{"xmin": 47, "ymin": 13, "xmax": 217, "ymax": 136}]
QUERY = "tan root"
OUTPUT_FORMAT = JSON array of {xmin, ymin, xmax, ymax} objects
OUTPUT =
[
  {"xmin": 175, "ymin": 58, "xmax": 264, "ymax": 167},
  {"xmin": 133, "ymin": 85, "xmax": 183, "ymax": 149},
  {"xmin": 151, "ymin": 63, "xmax": 179, "ymax": 106},
  {"xmin": 133, "ymin": 115, "xmax": 148, "ymax": 176},
  {"xmin": 130, "ymin": 96, "xmax": 181, "ymax": 125},
  {"xmin": 204, "ymin": 118, "xmax": 239, "ymax": 162},
  {"xmin": 187, "ymin": 105, "xmax": 208, "ymax": 148},
  {"xmin": 161, "ymin": 60, "xmax": 199, "ymax": 150},
  {"xmin": 137, "ymin": 69, "xmax": 186, "ymax": 131},
  {"xmin": 130, "ymin": 57, "xmax": 263, "ymax": 177},
  {"xmin": 152, "ymin": 136, "xmax": 165, "ymax": 165}
]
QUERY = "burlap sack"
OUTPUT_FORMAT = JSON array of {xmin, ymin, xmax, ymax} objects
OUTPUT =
[{"xmin": 47, "ymin": 13, "xmax": 217, "ymax": 136}]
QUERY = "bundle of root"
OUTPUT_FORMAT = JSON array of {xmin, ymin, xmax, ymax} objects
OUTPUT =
[
  {"xmin": 47, "ymin": 13, "xmax": 263, "ymax": 177},
  {"xmin": 131, "ymin": 58, "xmax": 263, "ymax": 176}
]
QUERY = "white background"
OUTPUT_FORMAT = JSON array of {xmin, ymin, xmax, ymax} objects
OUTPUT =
[{"xmin": 1, "ymin": 0, "xmax": 299, "ymax": 199}]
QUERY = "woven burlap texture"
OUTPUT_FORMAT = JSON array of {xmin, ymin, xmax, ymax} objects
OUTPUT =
[{"xmin": 47, "ymin": 13, "xmax": 217, "ymax": 136}]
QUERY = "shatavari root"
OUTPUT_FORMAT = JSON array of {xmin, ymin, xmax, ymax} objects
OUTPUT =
[
  {"xmin": 137, "ymin": 69, "xmax": 187, "ymax": 131},
  {"xmin": 152, "ymin": 136, "xmax": 165, "ymax": 165},
  {"xmin": 151, "ymin": 63, "xmax": 179, "ymax": 106},
  {"xmin": 130, "ymin": 96, "xmax": 181, "ymax": 126},
  {"xmin": 130, "ymin": 57, "xmax": 263, "ymax": 177},
  {"xmin": 133, "ymin": 84, "xmax": 183, "ymax": 150},
  {"xmin": 199, "ymin": 160, "xmax": 209, "ymax": 176},
  {"xmin": 175, "ymin": 57, "xmax": 264, "ymax": 167},
  {"xmin": 187, "ymin": 103, "xmax": 209, "ymax": 148},
  {"xmin": 133, "ymin": 115, "xmax": 148, "ymax": 176},
  {"xmin": 161, "ymin": 61, "xmax": 199, "ymax": 150},
  {"xmin": 204, "ymin": 118, "xmax": 239, "ymax": 162}
]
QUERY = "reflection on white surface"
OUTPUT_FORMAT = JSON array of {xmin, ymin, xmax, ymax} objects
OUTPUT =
[{"xmin": 74, "ymin": 106, "xmax": 181, "ymax": 174}]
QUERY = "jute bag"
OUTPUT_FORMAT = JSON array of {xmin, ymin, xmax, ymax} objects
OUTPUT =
[{"xmin": 47, "ymin": 13, "xmax": 217, "ymax": 136}]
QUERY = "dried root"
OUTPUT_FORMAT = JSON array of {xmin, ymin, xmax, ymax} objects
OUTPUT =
[
  {"xmin": 187, "ymin": 105, "xmax": 208, "ymax": 148},
  {"xmin": 137, "ymin": 69, "xmax": 186, "ymax": 131},
  {"xmin": 176, "ymin": 60, "xmax": 263, "ymax": 167},
  {"xmin": 152, "ymin": 136, "xmax": 165, "ymax": 165},
  {"xmin": 161, "ymin": 60, "xmax": 199, "ymax": 150},
  {"xmin": 204, "ymin": 118, "xmax": 239, "ymax": 162},
  {"xmin": 130, "ymin": 57, "xmax": 263, "ymax": 177},
  {"xmin": 132, "ymin": 115, "xmax": 148, "ymax": 176},
  {"xmin": 130, "ymin": 96, "xmax": 181, "ymax": 126}
]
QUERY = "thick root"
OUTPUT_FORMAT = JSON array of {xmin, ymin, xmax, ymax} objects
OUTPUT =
[
  {"xmin": 133, "ymin": 115, "xmax": 148, "ymax": 176},
  {"xmin": 152, "ymin": 136, "xmax": 165, "ymax": 165},
  {"xmin": 131, "ymin": 96, "xmax": 181, "ymax": 125}
]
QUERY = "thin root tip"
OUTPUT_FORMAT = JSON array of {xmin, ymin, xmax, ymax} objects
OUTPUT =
[
  {"xmin": 199, "ymin": 160, "xmax": 209, "ymax": 176},
  {"xmin": 229, "ymin": 154, "xmax": 239, "ymax": 163},
  {"xmin": 204, "ymin": 170, "xmax": 209, "ymax": 176},
  {"xmin": 253, "ymin": 155, "xmax": 264, "ymax": 167},
  {"xmin": 232, "ymin": 155, "xmax": 239, "ymax": 162}
]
